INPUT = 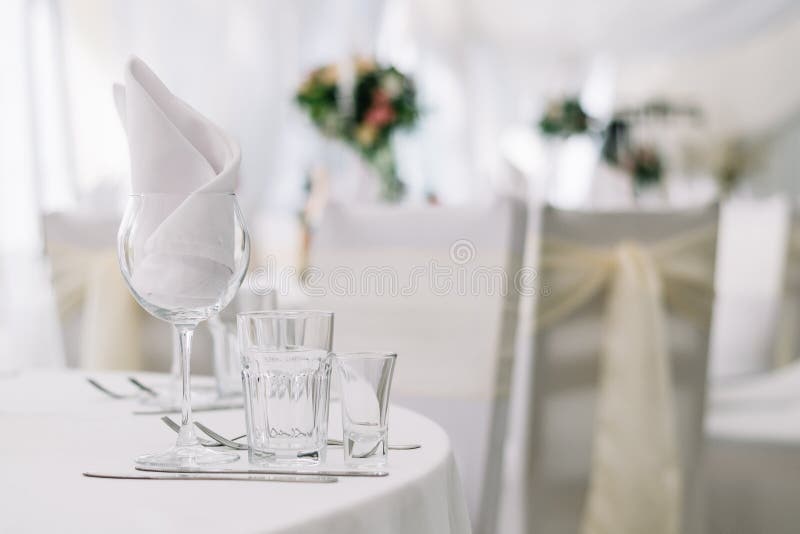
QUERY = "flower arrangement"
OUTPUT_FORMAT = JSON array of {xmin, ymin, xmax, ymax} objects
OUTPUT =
[
  {"xmin": 538, "ymin": 96, "xmax": 704, "ymax": 190},
  {"xmin": 538, "ymin": 97, "xmax": 590, "ymax": 137},
  {"xmin": 296, "ymin": 58, "xmax": 419, "ymax": 202},
  {"xmin": 600, "ymin": 119, "xmax": 665, "ymax": 189},
  {"xmin": 625, "ymin": 145, "xmax": 663, "ymax": 187}
]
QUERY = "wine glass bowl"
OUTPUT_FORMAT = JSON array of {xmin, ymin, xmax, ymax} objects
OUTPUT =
[
  {"xmin": 118, "ymin": 193, "xmax": 249, "ymax": 324},
  {"xmin": 117, "ymin": 192, "xmax": 250, "ymax": 467}
]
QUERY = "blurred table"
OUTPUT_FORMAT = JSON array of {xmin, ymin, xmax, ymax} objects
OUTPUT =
[
  {"xmin": 706, "ymin": 362, "xmax": 800, "ymax": 534},
  {"xmin": 0, "ymin": 370, "xmax": 470, "ymax": 534}
]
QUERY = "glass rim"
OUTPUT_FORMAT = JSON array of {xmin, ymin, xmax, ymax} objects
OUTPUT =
[
  {"xmin": 237, "ymin": 309, "xmax": 334, "ymax": 320},
  {"xmin": 332, "ymin": 351, "xmax": 397, "ymax": 360}
]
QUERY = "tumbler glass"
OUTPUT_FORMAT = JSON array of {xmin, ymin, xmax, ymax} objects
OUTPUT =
[
  {"xmin": 208, "ymin": 286, "xmax": 277, "ymax": 398},
  {"xmin": 334, "ymin": 352, "xmax": 397, "ymax": 467},
  {"xmin": 237, "ymin": 310, "xmax": 333, "ymax": 464}
]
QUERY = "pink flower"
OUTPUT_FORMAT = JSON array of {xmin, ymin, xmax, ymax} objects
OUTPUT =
[
  {"xmin": 364, "ymin": 90, "xmax": 396, "ymax": 127},
  {"xmin": 372, "ymin": 89, "xmax": 392, "ymax": 107}
]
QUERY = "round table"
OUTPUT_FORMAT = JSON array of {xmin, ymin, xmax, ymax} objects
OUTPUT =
[{"xmin": 0, "ymin": 370, "xmax": 471, "ymax": 534}]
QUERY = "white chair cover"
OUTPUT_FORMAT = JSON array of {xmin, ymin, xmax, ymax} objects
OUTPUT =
[
  {"xmin": 773, "ymin": 210, "xmax": 800, "ymax": 368},
  {"xmin": 44, "ymin": 213, "xmax": 141, "ymax": 369},
  {"xmin": 307, "ymin": 198, "xmax": 527, "ymax": 532},
  {"xmin": 708, "ymin": 196, "xmax": 789, "ymax": 378},
  {"xmin": 525, "ymin": 204, "xmax": 718, "ymax": 534},
  {"xmin": 44, "ymin": 211, "xmax": 221, "ymax": 373}
]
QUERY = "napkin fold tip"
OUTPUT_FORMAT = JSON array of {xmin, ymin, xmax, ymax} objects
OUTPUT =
[{"xmin": 115, "ymin": 55, "xmax": 241, "ymax": 192}]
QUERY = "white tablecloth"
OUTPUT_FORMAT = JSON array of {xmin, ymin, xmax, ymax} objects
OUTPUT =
[
  {"xmin": 706, "ymin": 363, "xmax": 800, "ymax": 534},
  {"xmin": 0, "ymin": 370, "xmax": 470, "ymax": 534}
]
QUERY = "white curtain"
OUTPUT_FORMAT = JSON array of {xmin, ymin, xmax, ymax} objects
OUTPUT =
[
  {"xmin": 55, "ymin": 0, "xmax": 800, "ymax": 212},
  {"xmin": 5, "ymin": 0, "xmax": 800, "ymax": 369},
  {"xmin": 60, "ymin": 0, "xmax": 391, "ymax": 213},
  {"xmin": 0, "ymin": 0, "xmax": 65, "ymax": 370}
]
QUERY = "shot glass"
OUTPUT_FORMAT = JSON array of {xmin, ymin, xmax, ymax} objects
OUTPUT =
[
  {"xmin": 333, "ymin": 352, "xmax": 397, "ymax": 467},
  {"xmin": 238, "ymin": 310, "xmax": 334, "ymax": 464}
]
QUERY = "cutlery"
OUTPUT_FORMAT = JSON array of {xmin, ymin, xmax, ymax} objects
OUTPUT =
[
  {"xmin": 127, "ymin": 377, "xmax": 159, "ymax": 397},
  {"xmin": 161, "ymin": 416, "xmax": 246, "ymax": 444},
  {"xmin": 160, "ymin": 416, "xmax": 225, "ymax": 448},
  {"xmin": 191, "ymin": 426, "xmax": 406, "ymax": 458},
  {"xmin": 327, "ymin": 438, "xmax": 421, "ymax": 450},
  {"xmin": 183, "ymin": 419, "xmax": 420, "ymax": 451},
  {"xmin": 180, "ymin": 420, "xmax": 416, "ymax": 461},
  {"xmin": 83, "ymin": 471, "xmax": 337, "ymax": 483},
  {"xmin": 194, "ymin": 421, "xmax": 249, "ymax": 450},
  {"xmin": 137, "ymin": 466, "xmax": 389, "ymax": 477},
  {"xmin": 194, "ymin": 421, "xmax": 317, "ymax": 459},
  {"xmin": 86, "ymin": 378, "xmax": 133, "ymax": 400}
]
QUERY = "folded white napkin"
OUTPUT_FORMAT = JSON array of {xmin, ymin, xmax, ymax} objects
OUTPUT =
[{"xmin": 114, "ymin": 57, "xmax": 240, "ymax": 311}]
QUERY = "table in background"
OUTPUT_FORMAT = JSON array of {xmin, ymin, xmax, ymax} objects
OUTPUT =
[
  {"xmin": 0, "ymin": 370, "xmax": 470, "ymax": 534},
  {"xmin": 707, "ymin": 362, "xmax": 800, "ymax": 534}
]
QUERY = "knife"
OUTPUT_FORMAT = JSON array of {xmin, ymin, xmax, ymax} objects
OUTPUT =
[
  {"xmin": 137, "ymin": 466, "xmax": 389, "ymax": 477},
  {"xmin": 83, "ymin": 471, "xmax": 337, "ymax": 483}
]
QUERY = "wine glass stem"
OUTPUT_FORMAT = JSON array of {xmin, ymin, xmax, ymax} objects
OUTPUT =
[
  {"xmin": 175, "ymin": 324, "xmax": 199, "ymax": 447},
  {"xmin": 170, "ymin": 328, "xmax": 180, "ymax": 402}
]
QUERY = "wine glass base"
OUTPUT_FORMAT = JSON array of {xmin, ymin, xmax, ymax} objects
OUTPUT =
[{"xmin": 135, "ymin": 444, "xmax": 240, "ymax": 468}]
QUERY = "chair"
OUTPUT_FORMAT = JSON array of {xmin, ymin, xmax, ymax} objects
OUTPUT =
[
  {"xmin": 523, "ymin": 204, "xmax": 719, "ymax": 534},
  {"xmin": 307, "ymin": 198, "xmax": 527, "ymax": 532},
  {"xmin": 43, "ymin": 212, "xmax": 215, "ymax": 372},
  {"xmin": 771, "ymin": 203, "xmax": 800, "ymax": 369},
  {"xmin": 708, "ymin": 196, "xmax": 789, "ymax": 378},
  {"xmin": 43, "ymin": 212, "xmax": 140, "ymax": 369}
]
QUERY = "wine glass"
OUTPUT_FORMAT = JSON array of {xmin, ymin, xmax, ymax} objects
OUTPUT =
[{"xmin": 118, "ymin": 192, "xmax": 250, "ymax": 467}]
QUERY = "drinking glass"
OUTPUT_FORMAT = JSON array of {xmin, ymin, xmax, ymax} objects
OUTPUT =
[
  {"xmin": 208, "ymin": 286, "xmax": 277, "ymax": 397},
  {"xmin": 118, "ymin": 192, "xmax": 249, "ymax": 467},
  {"xmin": 333, "ymin": 352, "xmax": 397, "ymax": 467},
  {"xmin": 237, "ymin": 310, "xmax": 333, "ymax": 464}
]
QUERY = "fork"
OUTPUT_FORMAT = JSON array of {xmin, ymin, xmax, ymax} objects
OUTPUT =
[
  {"xmin": 194, "ymin": 422, "xmax": 250, "ymax": 450},
  {"xmin": 193, "ymin": 422, "xmax": 322, "ymax": 460},
  {"xmin": 327, "ymin": 438, "xmax": 420, "ymax": 450},
  {"xmin": 86, "ymin": 378, "xmax": 135, "ymax": 400},
  {"xmin": 127, "ymin": 377, "xmax": 159, "ymax": 397},
  {"xmin": 87, "ymin": 377, "xmax": 160, "ymax": 400},
  {"xmin": 161, "ymin": 415, "xmax": 247, "ymax": 450},
  {"xmin": 180, "ymin": 419, "xmax": 421, "ymax": 452},
  {"xmin": 160, "ymin": 416, "xmax": 227, "ymax": 448}
]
